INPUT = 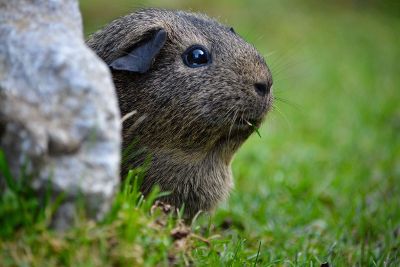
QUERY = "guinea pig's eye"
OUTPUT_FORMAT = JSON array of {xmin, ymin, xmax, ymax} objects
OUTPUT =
[{"xmin": 182, "ymin": 45, "xmax": 211, "ymax": 68}]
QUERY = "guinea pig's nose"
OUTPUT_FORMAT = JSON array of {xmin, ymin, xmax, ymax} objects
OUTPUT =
[{"xmin": 254, "ymin": 82, "xmax": 270, "ymax": 97}]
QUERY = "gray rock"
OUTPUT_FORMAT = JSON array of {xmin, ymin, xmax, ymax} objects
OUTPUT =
[{"xmin": 0, "ymin": 0, "xmax": 121, "ymax": 229}]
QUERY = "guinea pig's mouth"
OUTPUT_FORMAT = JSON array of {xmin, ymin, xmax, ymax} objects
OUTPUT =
[
  {"xmin": 233, "ymin": 117, "xmax": 261, "ymax": 130},
  {"xmin": 219, "ymin": 117, "xmax": 262, "ymax": 144}
]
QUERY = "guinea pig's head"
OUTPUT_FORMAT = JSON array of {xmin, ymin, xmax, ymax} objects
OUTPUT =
[{"xmin": 87, "ymin": 9, "xmax": 273, "ymax": 160}]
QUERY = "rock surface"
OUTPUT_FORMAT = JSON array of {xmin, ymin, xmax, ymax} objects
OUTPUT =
[{"xmin": 0, "ymin": 0, "xmax": 121, "ymax": 229}]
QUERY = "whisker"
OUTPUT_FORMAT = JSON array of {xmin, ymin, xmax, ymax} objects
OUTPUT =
[
  {"xmin": 227, "ymin": 109, "xmax": 239, "ymax": 147},
  {"xmin": 272, "ymin": 104, "xmax": 292, "ymax": 131},
  {"xmin": 274, "ymin": 96, "xmax": 303, "ymax": 111}
]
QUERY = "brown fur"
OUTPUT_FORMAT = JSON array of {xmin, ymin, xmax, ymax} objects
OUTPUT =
[{"xmin": 87, "ymin": 8, "xmax": 273, "ymax": 218}]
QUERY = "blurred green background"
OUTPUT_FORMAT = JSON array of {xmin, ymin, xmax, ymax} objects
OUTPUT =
[{"xmin": 80, "ymin": 0, "xmax": 400, "ymax": 264}]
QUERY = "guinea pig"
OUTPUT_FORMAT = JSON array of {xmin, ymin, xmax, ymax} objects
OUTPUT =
[{"xmin": 86, "ymin": 8, "xmax": 273, "ymax": 218}]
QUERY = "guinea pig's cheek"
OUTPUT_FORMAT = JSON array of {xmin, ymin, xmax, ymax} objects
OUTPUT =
[
  {"xmin": 195, "ymin": 102, "xmax": 218, "ymax": 125},
  {"xmin": 198, "ymin": 102, "xmax": 213, "ymax": 116},
  {"xmin": 175, "ymin": 63, "xmax": 188, "ymax": 73}
]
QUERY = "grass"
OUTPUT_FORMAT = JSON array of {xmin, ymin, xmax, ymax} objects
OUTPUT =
[{"xmin": 1, "ymin": 0, "xmax": 400, "ymax": 266}]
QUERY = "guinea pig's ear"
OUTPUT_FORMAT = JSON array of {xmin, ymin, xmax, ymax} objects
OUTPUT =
[{"xmin": 109, "ymin": 29, "xmax": 167, "ymax": 74}]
